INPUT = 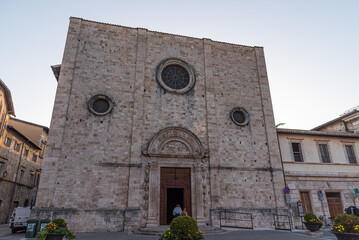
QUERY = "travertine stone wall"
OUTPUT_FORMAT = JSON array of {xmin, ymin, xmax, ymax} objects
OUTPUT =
[
  {"xmin": 0, "ymin": 91, "xmax": 11, "ymax": 147},
  {"xmin": 286, "ymin": 176, "xmax": 359, "ymax": 228},
  {"xmin": 35, "ymin": 17, "xmax": 286, "ymax": 232},
  {"xmin": 0, "ymin": 129, "xmax": 44, "ymax": 223},
  {"xmin": 319, "ymin": 116, "xmax": 359, "ymax": 133}
]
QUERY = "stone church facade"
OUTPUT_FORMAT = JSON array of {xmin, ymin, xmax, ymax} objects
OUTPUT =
[{"xmin": 33, "ymin": 17, "xmax": 287, "ymax": 232}]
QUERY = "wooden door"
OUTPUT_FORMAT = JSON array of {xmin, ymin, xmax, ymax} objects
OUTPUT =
[
  {"xmin": 160, "ymin": 168, "xmax": 191, "ymax": 225},
  {"xmin": 326, "ymin": 192, "xmax": 343, "ymax": 218},
  {"xmin": 300, "ymin": 191, "xmax": 313, "ymax": 214}
]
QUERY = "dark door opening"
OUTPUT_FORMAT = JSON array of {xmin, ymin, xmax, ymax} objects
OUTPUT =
[
  {"xmin": 167, "ymin": 188, "xmax": 184, "ymax": 224},
  {"xmin": 160, "ymin": 168, "xmax": 191, "ymax": 225}
]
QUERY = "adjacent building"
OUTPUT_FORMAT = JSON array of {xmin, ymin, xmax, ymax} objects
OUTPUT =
[
  {"xmin": 33, "ymin": 17, "xmax": 287, "ymax": 232},
  {"xmin": 278, "ymin": 108, "xmax": 359, "ymax": 227},
  {"xmin": 0, "ymin": 79, "xmax": 15, "ymax": 147},
  {"xmin": 0, "ymin": 79, "xmax": 48, "ymax": 224}
]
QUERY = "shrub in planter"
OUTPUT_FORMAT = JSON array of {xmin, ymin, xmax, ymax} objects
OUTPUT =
[
  {"xmin": 159, "ymin": 216, "xmax": 204, "ymax": 240},
  {"xmin": 304, "ymin": 213, "xmax": 321, "ymax": 223},
  {"xmin": 35, "ymin": 218, "xmax": 75, "ymax": 240},
  {"xmin": 332, "ymin": 214, "xmax": 359, "ymax": 234},
  {"xmin": 303, "ymin": 213, "xmax": 322, "ymax": 232}
]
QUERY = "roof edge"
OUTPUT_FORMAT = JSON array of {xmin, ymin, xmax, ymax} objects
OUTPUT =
[
  {"xmin": 311, "ymin": 109, "xmax": 359, "ymax": 131},
  {"xmin": 69, "ymin": 17, "xmax": 259, "ymax": 49},
  {"xmin": 7, "ymin": 125, "xmax": 41, "ymax": 150},
  {"xmin": 0, "ymin": 79, "xmax": 15, "ymax": 116},
  {"xmin": 51, "ymin": 64, "xmax": 61, "ymax": 82},
  {"xmin": 10, "ymin": 117, "xmax": 49, "ymax": 132},
  {"xmin": 277, "ymin": 128, "xmax": 359, "ymax": 138}
]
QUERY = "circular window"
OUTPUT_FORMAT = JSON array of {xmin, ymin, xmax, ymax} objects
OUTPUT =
[
  {"xmin": 88, "ymin": 94, "xmax": 113, "ymax": 116},
  {"xmin": 161, "ymin": 65, "xmax": 190, "ymax": 90},
  {"xmin": 230, "ymin": 107, "xmax": 250, "ymax": 126},
  {"xmin": 156, "ymin": 58, "xmax": 195, "ymax": 94}
]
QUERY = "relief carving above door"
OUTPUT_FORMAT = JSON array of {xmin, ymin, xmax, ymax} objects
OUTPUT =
[{"xmin": 143, "ymin": 126, "xmax": 205, "ymax": 158}]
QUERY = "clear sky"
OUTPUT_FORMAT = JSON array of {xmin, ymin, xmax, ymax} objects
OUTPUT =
[{"xmin": 1, "ymin": 0, "xmax": 358, "ymax": 129}]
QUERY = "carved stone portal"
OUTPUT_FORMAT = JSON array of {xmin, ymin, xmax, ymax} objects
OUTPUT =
[
  {"xmin": 144, "ymin": 127, "xmax": 205, "ymax": 158},
  {"xmin": 144, "ymin": 127, "xmax": 207, "ymax": 227}
]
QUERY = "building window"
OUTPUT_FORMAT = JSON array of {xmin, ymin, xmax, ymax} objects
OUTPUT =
[
  {"xmin": 39, "ymin": 142, "xmax": 45, "ymax": 158},
  {"xmin": 88, "ymin": 94, "xmax": 114, "ymax": 116},
  {"xmin": 29, "ymin": 172, "xmax": 35, "ymax": 186},
  {"xmin": 156, "ymin": 58, "xmax": 196, "ymax": 94},
  {"xmin": 32, "ymin": 154, "xmax": 37, "ymax": 162},
  {"xmin": 14, "ymin": 141, "xmax": 21, "ymax": 151},
  {"xmin": 230, "ymin": 107, "xmax": 250, "ymax": 126},
  {"xmin": 162, "ymin": 65, "xmax": 189, "ymax": 89},
  {"xmin": 4, "ymin": 137, "xmax": 11, "ymax": 147},
  {"xmin": 19, "ymin": 170, "xmax": 24, "ymax": 183},
  {"xmin": 12, "ymin": 201, "xmax": 19, "ymax": 211},
  {"xmin": 0, "ymin": 112, "xmax": 6, "ymax": 138},
  {"xmin": 292, "ymin": 142, "xmax": 303, "ymax": 162},
  {"xmin": 11, "ymin": 201, "xmax": 19, "ymax": 216},
  {"xmin": 24, "ymin": 149, "xmax": 29, "ymax": 157},
  {"xmin": 319, "ymin": 144, "xmax": 331, "ymax": 163},
  {"xmin": 0, "ymin": 161, "xmax": 4, "ymax": 176},
  {"xmin": 345, "ymin": 145, "xmax": 357, "ymax": 164},
  {"xmin": 35, "ymin": 171, "xmax": 41, "ymax": 187},
  {"xmin": 23, "ymin": 199, "xmax": 29, "ymax": 207},
  {"xmin": 300, "ymin": 191, "xmax": 313, "ymax": 214}
]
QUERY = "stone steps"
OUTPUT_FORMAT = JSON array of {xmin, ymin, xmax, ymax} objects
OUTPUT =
[{"xmin": 134, "ymin": 225, "xmax": 226, "ymax": 236}]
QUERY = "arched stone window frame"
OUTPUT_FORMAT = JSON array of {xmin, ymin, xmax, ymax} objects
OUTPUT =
[
  {"xmin": 230, "ymin": 107, "xmax": 250, "ymax": 126},
  {"xmin": 88, "ymin": 94, "xmax": 114, "ymax": 116},
  {"xmin": 155, "ymin": 58, "xmax": 196, "ymax": 94}
]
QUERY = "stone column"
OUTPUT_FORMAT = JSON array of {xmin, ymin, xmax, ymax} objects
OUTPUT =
[
  {"xmin": 127, "ymin": 27, "xmax": 147, "ymax": 207},
  {"xmin": 194, "ymin": 162, "xmax": 206, "ymax": 225},
  {"xmin": 146, "ymin": 161, "xmax": 159, "ymax": 227}
]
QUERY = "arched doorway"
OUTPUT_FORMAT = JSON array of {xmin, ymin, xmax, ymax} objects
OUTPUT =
[
  {"xmin": 143, "ymin": 127, "xmax": 206, "ymax": 227},
  {"xmin": 160, "ymin": 167, "xmax": 191, "ymax": 225}
]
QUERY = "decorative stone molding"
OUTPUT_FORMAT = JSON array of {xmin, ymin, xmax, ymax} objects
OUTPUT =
[
  {"xmin": 143, "ymin": 127, "xmax": 205, "ymax": 158},
  {"xmin": 148, "ymin": 161, "xmax": 159, "ymax": 170}
]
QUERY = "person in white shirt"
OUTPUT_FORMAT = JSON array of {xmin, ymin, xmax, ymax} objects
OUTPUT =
[{"xmin": 172, "ymin": 204, "xmax": 182, "ymax": 217}]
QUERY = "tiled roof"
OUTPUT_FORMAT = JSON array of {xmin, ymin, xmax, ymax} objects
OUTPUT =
[
  {"xmin": 51, "ymin": 65, "xmax": 61, "ymax": 82},
  {"xmin": 9, "ymin": 117, "xmax": 49, "ymax": 147},
  {"xmin": 311, "ymin": 109, "xmax": 359, "ymax": 131},
  {"xmin": 7, "ymin": 126, "xmax": 41, "ymax": 150},
  {"xmin": 277, "ymin": 128, "xmax": 359, "ymax": 138}
]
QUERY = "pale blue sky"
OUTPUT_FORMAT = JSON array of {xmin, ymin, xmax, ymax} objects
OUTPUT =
[{"xmin": 1, "ymin": 0, "xmax": 358, "ymax": 129}]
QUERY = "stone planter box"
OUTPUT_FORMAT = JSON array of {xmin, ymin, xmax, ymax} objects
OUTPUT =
[
  {"xmin": 46, "ymin": 233, "xmax": 64, "ymax": 240},
  {"xmin": 304, "ymin": 222, "xmax": 322, "ymax": 232},
  {"xmin": 332, "ymin": 232, "xmax": 359, "ymax": 240}
]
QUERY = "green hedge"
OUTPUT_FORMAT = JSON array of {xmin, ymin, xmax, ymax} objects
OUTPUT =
[{"xmin": 159, "ymin": 216, "xmax": 204, "ymax": 240}]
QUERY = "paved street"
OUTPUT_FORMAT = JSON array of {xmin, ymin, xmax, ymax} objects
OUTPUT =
[
  {"xmin": 0, "ymin": 224, "xmax": 338, "ymax": 240},
  {"xmin": 73, "ymin": 230, "xmax": 338, "ymax": 240},
  {"xmin": 0, "ymin": 224, "xmax": 336, "ymax": 240}
]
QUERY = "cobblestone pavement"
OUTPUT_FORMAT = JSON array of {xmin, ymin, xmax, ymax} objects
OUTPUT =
[{"xmin": 0, "ymin": 224, "xmax": 338, "ymax": 240}]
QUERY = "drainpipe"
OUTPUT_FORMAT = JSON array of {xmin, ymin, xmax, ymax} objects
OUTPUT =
[
  {"xmin": 276, "ymin": 131, "xmax": 293, "ymax": 229},
  {"xmin": 277, "ymin": 133, "xmax": 287, "ymax": 187},
  {"xmin": 6, "ymin": 142, "xmax": 24, "ymax": 222},
  {"xmin": 343, "ymin": 121, "xmax": 349, "ymax": 132}
]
